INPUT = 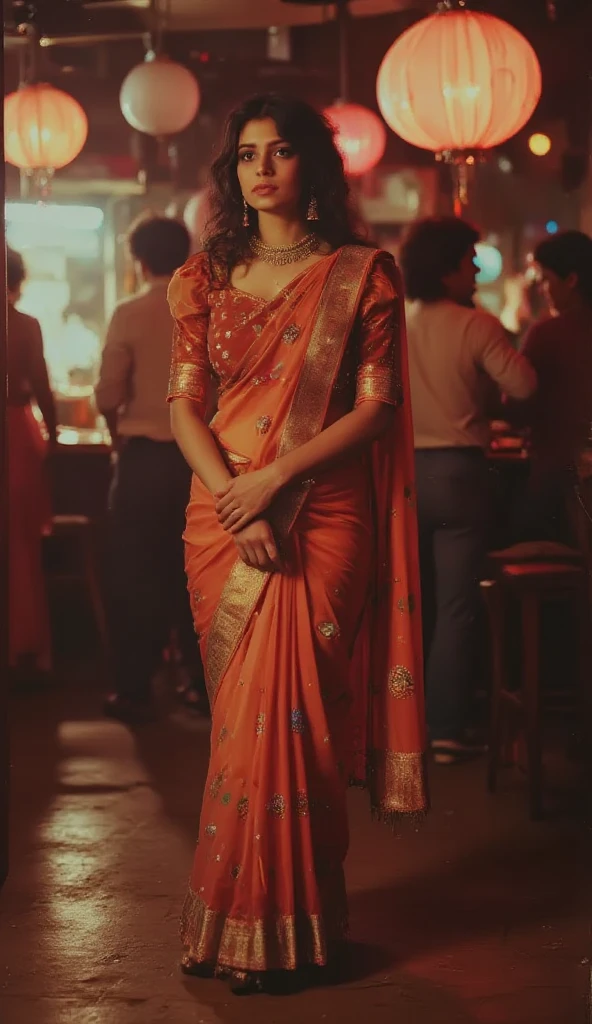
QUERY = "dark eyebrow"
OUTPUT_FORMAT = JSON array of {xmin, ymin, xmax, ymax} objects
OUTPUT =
[{"xmin": 238, "ymin": 138, "xmax": 289, "ymax": 150}]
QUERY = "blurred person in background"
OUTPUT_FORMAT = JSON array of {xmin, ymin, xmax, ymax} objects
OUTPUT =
[
  {"xmin": 95, "ymin": 215, "xmax": 207, "ymax": 723},
  {"xmin": 6, "ymin": 247, "xmax": 57, "ymax": 683},
  {"xmin": 506, "ymin": 230, "xmax": 592, "ymax": 542},
  {"xmin": 400, "ymin": 217, "xmax": 537, "ymax": 765}
]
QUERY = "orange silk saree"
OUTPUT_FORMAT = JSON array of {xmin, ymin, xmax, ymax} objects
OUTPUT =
[{"xmin": 167, "ymin": 245, "xmax": 427, "ymax": 973}]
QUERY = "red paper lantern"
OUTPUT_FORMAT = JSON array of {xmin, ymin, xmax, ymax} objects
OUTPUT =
[
  {"xmin": 4, "ymin": 83, "xmax": 88, "ymax": 172},
  {"xmin": 324, "ymin": 102, "xmax": 386, "ymax": 176},
  {"xmin": 376, "ymin": 9, "xmax": 542, "ymax": 155}
]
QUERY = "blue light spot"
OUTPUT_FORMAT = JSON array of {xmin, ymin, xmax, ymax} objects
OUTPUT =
[
  {"xmin": 546, "ymin": 220, "xmax": 559, "ymax": 235},
  {"xmin": 474, "ymin": 243, "xmax": 503, "ymax": 285}
]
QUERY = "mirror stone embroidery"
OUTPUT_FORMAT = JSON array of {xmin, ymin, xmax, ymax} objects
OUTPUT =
[
  {"xmin": 266, "ymin": 794, "xmax": 286, "ymax": 818},
  {"xmin": 291, "ymin": 708, "xmax": 305, "ymax": 733},
  {"xmin": 388, "ymin": 666, "xmax": 415, "ymax": 699},
  {"xmin": 237, "ymin": 796, "xmax": 249, "ymax": 820},
  {"xmin": 204, "ymin": 823, "xmax": 217, "ymax": 838},
  {"xmin": 282, "ymin": 324, "xmax": 301, "ymax": 345},
  {"xmin": 317, "ymin": 621, "xmax": 340, "ymax": 639}
]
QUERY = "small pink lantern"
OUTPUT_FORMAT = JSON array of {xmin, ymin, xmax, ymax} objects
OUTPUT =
[
  {"xmin": 324, "ymin": 102, "xmax": 386, "ymax": 176},
  {"xmin": 183, "ymin": 190, "xmax": 210, "ymax": 248}
]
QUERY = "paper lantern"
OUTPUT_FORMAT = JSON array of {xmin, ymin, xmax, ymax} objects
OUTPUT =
[
  {"xmin": 324, "ymin": 102, "xmax": 386, "ymax": 176},
  {"xmin": 183, "ymin": 190, "xmax": 210, "ymax": 247},
  {"xmin": 376, "ymin": 9, "xmax": 542, "ymax": 156},
  {"xmin": 4, "ymin": 83, "xmax": 88, "ymax": 171},
  {"xmin": 120, "ymin": 55, "xmax": 200, "ymax": 136}
]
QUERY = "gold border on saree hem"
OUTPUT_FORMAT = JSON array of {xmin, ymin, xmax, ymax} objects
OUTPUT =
[{"xmin": 180, "ymin": 888, "xmax": 344, "ymax": 972}]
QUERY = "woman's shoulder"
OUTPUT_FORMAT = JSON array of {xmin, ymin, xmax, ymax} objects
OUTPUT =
[{"xmin": 168, "ymin": 251, "xmax": 214, "ymax": 312}]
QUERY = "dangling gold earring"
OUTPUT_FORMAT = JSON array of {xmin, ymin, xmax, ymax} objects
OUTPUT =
[
  {"xmin": 242, "ymin": 198, "xmax": 249, "ymax": 228},
  {"xmin": 306, "ymin": 193, "xmax": 319, "ymax": 222}
]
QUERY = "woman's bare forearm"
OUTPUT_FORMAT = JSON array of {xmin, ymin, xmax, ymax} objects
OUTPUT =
[
  {"xmin": 274, "ymin": 400, "xmax": 394, "ymax": 488},
  {"xmin": 170, "ymin": 398, "xmax": 232, "ymax": 495}
]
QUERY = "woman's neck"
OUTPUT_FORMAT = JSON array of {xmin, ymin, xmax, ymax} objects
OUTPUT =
[{"xmin": 256, "ymin": 212, "xmax": 310, "ymax": 248}]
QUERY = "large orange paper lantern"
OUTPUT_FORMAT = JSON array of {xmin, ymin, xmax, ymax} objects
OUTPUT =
[
  {"xmin": 376, "ymin": 8, "xmax": 542, "ymax": 156},
  {"xmin": 4, "ymin": 83, "xmax": 88, "ymax": 171},
  {"xmin": 324, "ymin": 102, "xmax": 386, "ymax": 176}
]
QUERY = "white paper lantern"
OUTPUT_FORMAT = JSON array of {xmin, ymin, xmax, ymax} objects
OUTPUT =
[{"xmin": 120, "ymin": 54, "xmax": 200, "ymax": 136}]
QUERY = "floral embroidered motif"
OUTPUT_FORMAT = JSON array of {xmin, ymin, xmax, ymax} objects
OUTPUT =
[
  {"xmin": 388, "ymin": 666, "xmax": 415, "ymax": 699},
  {"xmin": 251, "ymin": 375, "xmax": 268, "ymax": 386},
  {"xmin": 282, "ymin": 323, "xmax": 301, "ymax": 345},
  {"xmin": 256, "ymin": 713, "xmax": 266, "ymax": 736},
  {"xmin": 221, "ymin": 792, "xmax": 232, "ymax": 806},
  {"xmin": 222, "ymin": 350, "xmax": 230, "ymax": 360},
  {"xmin": 204, "ymin": 823, "xmax": 217, "ymax": 838},
  {"xmin": 209, "ymin": 772, "xmax": 224, "ymax": 799},
  {"xmin": 256, "ymin": 416, "xmax": 272, "ymax": 435},
  {"xmin": 295, "ymin": 790, "xmax": 309, "ymax": 817},
  {"xmin": 237, "ymin": 796, "xmax": 249, "ymax": 820},
  {"xmin": 267, "ymin": 794, "xmax": 286, "ymax": 818},
  {"xmin": 225, "ymin": 330, "xmax": 232, "ymax": 339},
  {"xmin": 217, "ymin": 725, "xmax": 229, "ymax": 745},
  {"xmin": 291, "ymin": 708, "xmax": 305, "ymax": 734},
  {"xmin": 317, "ymin": 621, "xmax": 340, "ymax": 640},
  {"xmin": 231, "ymin": 865, "xmax": 242, "ymax": 880},
  {"xmin": 253, "ymin": 324, "xmax": 263, "ymax": 335}
]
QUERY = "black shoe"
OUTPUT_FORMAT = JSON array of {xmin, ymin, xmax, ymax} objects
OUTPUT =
[{"xmin": 103, "ymin": 693, "xmax": 156, "ymax": 725}]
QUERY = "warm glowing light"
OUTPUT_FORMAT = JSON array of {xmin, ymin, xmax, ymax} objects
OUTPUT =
[
  {"xmin": 323, "ymin": 102, "xmax": 386, "ymax": 176},
  {"xmin": 120, "ymin": 55, "xmax": 200, "ymax": 136},
  {"xmin": 4, "ymin": 83, "xmax": 88, "ymax": 171},
  {"xmin": 5, "ymin": 202, "xmax": 104, "ymax": 230},
  {"xmin": 528, "ymin": 132, "xmax": 552, "ymax": 156},
  {"xmin": 376, "ymin": 9, "xmax": 542, "ymax": 154}
]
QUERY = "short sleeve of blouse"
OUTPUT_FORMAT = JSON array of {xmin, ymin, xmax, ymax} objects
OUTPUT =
[
  {"xmin": 355, "ymin": 251, "xmax": 403, "ymax": 408},
  {"xmin": 167, "ymin": 252, "xmax": 211, "ymax": 416}
]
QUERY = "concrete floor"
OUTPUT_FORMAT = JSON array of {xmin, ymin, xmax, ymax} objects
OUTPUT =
[{"xmin": 1, "ymin": 663, "xmax": 590, "ymax": 1024}]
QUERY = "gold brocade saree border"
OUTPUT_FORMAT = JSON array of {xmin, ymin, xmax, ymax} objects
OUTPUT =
[
  {"xmin": 204, "ymin": 246, "xmax": 378, "ymax": 703},
  {"xmin": 369, "ymin": 750, "xmax": 427, "ymax": 821},
  {"xmin": 181, "ymin": 888, "xmax": 347, "ymax": 971}
]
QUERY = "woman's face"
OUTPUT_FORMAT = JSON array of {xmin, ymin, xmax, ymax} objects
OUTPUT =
[{"xmin": 236, "ymin": 117, "xmax": 302, "ymax": 219}]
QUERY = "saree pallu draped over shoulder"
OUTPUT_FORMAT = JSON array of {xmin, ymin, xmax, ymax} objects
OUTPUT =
[{"xmin": 167, "ymin": 245, "xmax": 427, "ymax": 973}]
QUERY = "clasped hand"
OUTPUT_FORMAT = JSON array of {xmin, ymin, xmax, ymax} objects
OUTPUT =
[{"xmin": 214, "ymin": 465, "xmax": 281, "ymax": 535}]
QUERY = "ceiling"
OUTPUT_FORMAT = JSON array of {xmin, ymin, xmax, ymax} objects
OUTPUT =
[{"xmin": 160, "ymin": 1, "xmax": 432, "ymax": 30}]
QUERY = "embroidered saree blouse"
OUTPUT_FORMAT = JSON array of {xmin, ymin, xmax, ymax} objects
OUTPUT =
[{"xmin": 167, "ymin": 249, "xmax": 403, "ymax": 418}]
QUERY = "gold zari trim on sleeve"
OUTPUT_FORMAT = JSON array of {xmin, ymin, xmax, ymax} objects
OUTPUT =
[
  {"xmin": 355, "ymin": 365, "xmax": 403, "ymax": 407},
  {"xmin": 180, "ymin": 888, "xmax": 347, "ymax": 972},
  {"xmin": 167, "ymin": 361, "xmax": 207, "ymax": 405},
  {"xmin": 205, "ymin": 246, "xmax": 378, "ymax": 703}
]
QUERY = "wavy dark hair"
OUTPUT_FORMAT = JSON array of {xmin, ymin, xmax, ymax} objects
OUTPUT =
[{"xmin": 204, "ymin": 93, "xmax": 366, "ymax": 279}]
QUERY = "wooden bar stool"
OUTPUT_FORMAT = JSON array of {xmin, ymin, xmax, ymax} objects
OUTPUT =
[
  {"xmin": 481, "ymin": 542, "xmax": 589, "ymax": 819},
  {"xmin": 45, "ymin": 514, "xmax": 109, "ymax": 659}
]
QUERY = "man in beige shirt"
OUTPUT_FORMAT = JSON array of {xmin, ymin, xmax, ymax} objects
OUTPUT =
[
  {"xmin": 96, "ymin": 216, "xmax": 205, "ymax": 722},
  {"xmin": 401, "ymin": 217, "xmax": 536, "ymax": 764}
]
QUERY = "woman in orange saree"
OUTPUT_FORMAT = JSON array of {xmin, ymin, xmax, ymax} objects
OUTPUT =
[{"xmin": 167, "ymin": 95, "xmax": 427, "ymax": 994}]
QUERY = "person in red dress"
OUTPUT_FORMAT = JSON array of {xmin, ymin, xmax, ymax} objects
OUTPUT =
[{"xmin": 507, "ymin": 231, "xmax": 592, "ymax": 541}]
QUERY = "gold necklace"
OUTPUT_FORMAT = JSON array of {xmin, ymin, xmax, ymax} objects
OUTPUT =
[{"xmin": 249, "ymin": 233, "xmax": 321, "ymax": 267}]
